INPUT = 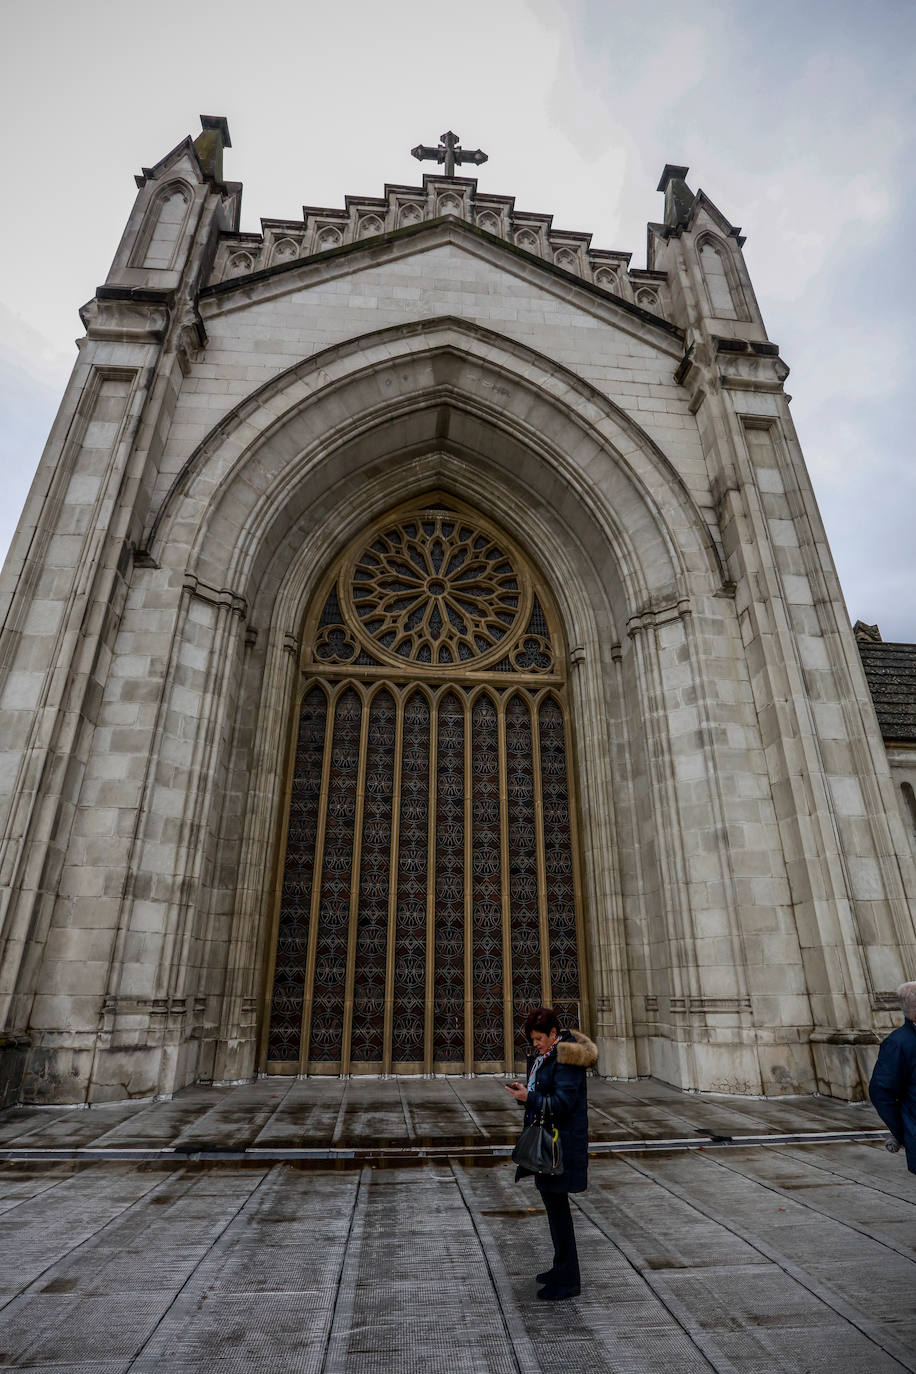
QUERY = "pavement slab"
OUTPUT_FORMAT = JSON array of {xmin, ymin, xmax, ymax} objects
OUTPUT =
[
  {"xmin": 0, "ymin": 1152, "xmax": 913, "ymax": 1372},
  {"xmin": 170, "ymin": 1079, "xmax": 294, "ymax": 1152},
  {"xmin": 250, "ymin": 1079, "xmax": 347, "ymax": 1148},
  {"xmin": 90, "ymin": 1087, "xmax": 233, "ymax": 1150},
  {"xmin": 0, "ymin": 1080, "xmax": 912, "ymax": 1372},
  {"xmin": 0, "ymin": 1107, "xmax": 144, "ymax": 1152},
  {"xmin": 0, "ymin": 1076, "xmax": 881, "ymax": 1156}
]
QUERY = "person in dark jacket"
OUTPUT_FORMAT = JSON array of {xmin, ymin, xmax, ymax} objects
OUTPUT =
[
  {"xmin": 506, "ymin": 1006, "xmax": 598, "ymax": 1301},
  {"xmin": 869, "ymin": 980, "xmax": 916, "ymax": 1174}
]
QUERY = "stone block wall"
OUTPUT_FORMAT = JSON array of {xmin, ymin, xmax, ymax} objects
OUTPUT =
[{"xmin": 0, "ymin": 124, "xmax": 913, "ymax": 1104}]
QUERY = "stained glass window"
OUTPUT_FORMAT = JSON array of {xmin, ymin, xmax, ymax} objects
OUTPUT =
[
  {"xmin": 506, "ymin": 694, "xmax": 543, "ymax": 1055},
  {"xmin": 471, "ymin": 694, "xmax": 504, "ymax": 1063},
  {"xmin": 309, "ymin": 687, "xmax": 361, "ymax": 1062},
  {"xmin": 392, "ymin": 693, "xmax": 430, "ymax": 1063},
  {"xmin": 267, "ymin": 686, "xmax": 327, "ymax": 1061},
  {"xmin": 433, "ymin": 692, "xmax": 465, "ymax": 1062},
  {"xmin": 349, "ymin": 690, "xmax": 396, "ymax": 1061},
  {"xmin": 266, "ymin": 499, "xmax": 582, "ymax": 1072}
]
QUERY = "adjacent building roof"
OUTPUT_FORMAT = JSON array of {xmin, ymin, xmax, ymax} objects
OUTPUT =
[{"xmin": 855, "ymin": 622, "xmax": 916, "ymax": 744}]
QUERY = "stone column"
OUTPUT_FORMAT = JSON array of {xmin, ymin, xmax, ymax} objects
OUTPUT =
[
  {"xmin": 83, "ymin": 575, "xmax": 249, "ymax": 1101},
  {"xmin": 652, "ymin": 171, "xmax": 916, "ymax": 1096}
]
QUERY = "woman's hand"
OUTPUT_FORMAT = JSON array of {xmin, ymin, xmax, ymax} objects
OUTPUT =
[{"xmin": 505, "ymin": 1081, "xmax": 528, "ymax": 1103}]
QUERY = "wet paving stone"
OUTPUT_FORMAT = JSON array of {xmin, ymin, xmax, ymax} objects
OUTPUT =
[
  {"xmin": 0, "ymin": 1075, "xmax": 882, "ymax": 1155},
  {"xmin": 0, "ymin": 1083, "xmax": 912, "ymax": 1372},
  {"xmin": 251, "ymin": 1078, "xmax": 347, "ymax": 1148}
]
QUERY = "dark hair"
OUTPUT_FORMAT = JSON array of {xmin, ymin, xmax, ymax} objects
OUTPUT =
[{"xmin": 523, "ymin": 1006, "xmax": 560, "ymax": 1040}]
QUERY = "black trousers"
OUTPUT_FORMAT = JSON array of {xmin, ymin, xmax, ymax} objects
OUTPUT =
[{"xmin": 537, "ymin": 1184, "xmax": 581, "ymax": 1289}]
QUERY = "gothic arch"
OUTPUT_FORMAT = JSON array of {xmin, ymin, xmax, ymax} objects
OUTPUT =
[
  {"xmin": 696, "ymin": 232, "xmax": 749, "ymax": 321},
  {"xmin": 129, "ymin": 179, "xmax": 193, "ymax": 270},
  {"xmin": 146, "ymin": 316, "xmax": 725, "ymax": 619},
  {"xmin": 122, "ymin": 318, "xmax": 756, "ymax": 1086}
]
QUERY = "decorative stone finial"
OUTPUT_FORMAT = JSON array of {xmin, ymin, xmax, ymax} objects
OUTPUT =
[
  {"xmin": 657, "ymin": 163, "xmax": 694, "ymax": 230},
  {"xmin": 194, "ymin": 115, "xmax": 232, "ymax": 182}
]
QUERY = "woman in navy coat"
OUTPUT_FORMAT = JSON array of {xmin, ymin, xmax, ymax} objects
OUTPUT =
[
  {"xmin": 869, "ymin": 980, "xmax": 916, "ymax": 1174},
  {"xmin": 506, "ymin": 1006, "xmax": 598, "ymax": 1300}
]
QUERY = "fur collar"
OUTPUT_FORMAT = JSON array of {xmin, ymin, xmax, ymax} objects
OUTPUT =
[{"xmin": 556, "ymin": 1028, "xmax": 598, "ymax": 1069}]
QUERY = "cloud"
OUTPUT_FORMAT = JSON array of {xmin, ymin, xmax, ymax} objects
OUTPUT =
[
  {"xmin": 793, "ymin": 322, "xmax": 909, "ymax": 414},
  {"xmin": 0, "ymin": 305, "xmax": 73, "ymax": 394},
  {"xmin": 0, "ymin": 0, "xmax": 913, "ymax": 640}
]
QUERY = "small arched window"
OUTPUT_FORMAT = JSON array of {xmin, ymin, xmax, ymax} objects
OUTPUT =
[
  {"xmin": 131, "ymin": 182, "xmax": 192, "ymax": 270},
  {"xmin": 358, "ymin": 215, "xmax": 383, "ymax": 238},
  {"xmin": 698, "ymin": 234, "xmax": 745, "ymax": 319},
  {"xmin": 271, "ymin": 238, "xmax": 299, "ymax": 265},
  {"xmin": 226, "ymin": 251, "xmax": 254, "ymax": 278}
]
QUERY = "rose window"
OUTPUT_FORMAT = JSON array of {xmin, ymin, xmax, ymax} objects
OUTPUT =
[{"xmin": 347, "ymin": 513, "xmax": 526, "ymax": 666}]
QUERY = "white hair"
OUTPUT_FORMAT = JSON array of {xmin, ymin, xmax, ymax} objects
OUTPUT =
[{"xmin": 897, "ymin": 982, "xmax": 916, "ymax": 1020}]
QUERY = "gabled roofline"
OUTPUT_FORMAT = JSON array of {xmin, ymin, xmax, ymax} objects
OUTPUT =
[
  {"xmin": 652, "ymin": 191, "xmax": 746, "ymax": 249},
  {"xmin": 135, "ymin": 135, "xmax": 203, "ymax": 188},
  {"xmin": 133, "ymin": 130, "xmax": 233, "ymax": 197},
  {"xmin": 199, "ymin": 214, "xmax": 683, "ymax": 342},
  {"xmin": 692, "ymin": 190, "xmax": 746, "ymax": 247}
]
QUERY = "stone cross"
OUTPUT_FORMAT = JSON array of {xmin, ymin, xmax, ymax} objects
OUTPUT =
[{"xmin": 411, "ymin": 131, "xmax": 488, "ymax": 178}]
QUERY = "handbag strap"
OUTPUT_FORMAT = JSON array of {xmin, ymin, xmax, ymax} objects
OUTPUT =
[{"xmin": 530, "ymin": 1043, "xmax": 557, "ymax": 1126}]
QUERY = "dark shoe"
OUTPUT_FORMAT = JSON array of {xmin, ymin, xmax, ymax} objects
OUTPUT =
[
  {"xmin": 535, "ymin": 1270, "xmax": 555, "ymax": 1286},
  {"xmin": 537, "ymin": 1284, "xmax": 581, "ymax": 1301}
]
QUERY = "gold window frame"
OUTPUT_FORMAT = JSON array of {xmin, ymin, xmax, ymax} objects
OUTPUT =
[{"xmin": 261, "ymin": 494, "xmax": 590, "ymax": 1075}]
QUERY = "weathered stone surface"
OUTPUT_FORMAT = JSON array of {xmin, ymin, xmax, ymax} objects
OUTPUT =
[
  {"xmin": 0, "ymin": 1033, "xmax": 29, "ymax": 1110},
  {"xmin": 0, "ymin": 1082, "xmax": 912, "ymax": 1374},
  {"xmin": 0, "ymin": 123, "xmax": 914, "ymax": 1106}
]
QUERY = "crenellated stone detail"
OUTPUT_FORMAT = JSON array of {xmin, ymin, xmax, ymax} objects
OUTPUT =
[{"xmin": 206, "ymin": 175, "xmax": 671, "ymax": 318}]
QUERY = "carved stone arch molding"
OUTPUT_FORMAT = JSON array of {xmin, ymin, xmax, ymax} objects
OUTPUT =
[
  {"xmin": 147, "ymin": 317, "xmax": 724, "ymax": 606},
  {"xmin": 129, "ymin": 318, "xmax": 752, "ymax": 1088}
]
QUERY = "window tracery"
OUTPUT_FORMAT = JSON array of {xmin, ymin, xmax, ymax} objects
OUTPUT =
[
  {"xmin": 433, "ymin": 691, "xmax": 465, "ymax": 1062},
  {"xmin": 265, "ymin": 497, "xmax": 585, "ymax": 1074},
  {"xmin": 308, "ymin": 686, "xmax": 361, "ymax": 1062},
  {"xmin": 347, "ymin": 512, "xmax": 528, "ymax": 668},
  {"xmin": 350, "ymin": 690, "xmax": 396, "ymax": 1062}
]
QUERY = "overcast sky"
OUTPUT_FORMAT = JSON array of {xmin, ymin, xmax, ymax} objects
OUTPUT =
[{"xmin": 2, "ymin": 0, "xmax": 914, "ymax": 637}]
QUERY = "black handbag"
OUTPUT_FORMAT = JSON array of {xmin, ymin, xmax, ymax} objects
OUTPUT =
[{"xmin": 512, "ymin": 1100, "xmax": 564, "ymax": 1176}]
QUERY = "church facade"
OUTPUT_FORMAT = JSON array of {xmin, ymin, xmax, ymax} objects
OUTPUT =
[{"xmin": 1, "ymin": 118, "xmax": 913, "ymax": 1107}]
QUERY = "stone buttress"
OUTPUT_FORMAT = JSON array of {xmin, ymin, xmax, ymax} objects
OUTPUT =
[{"xmin": 0, "ymin": 123, "xmax": 912, "ymax": 1105}]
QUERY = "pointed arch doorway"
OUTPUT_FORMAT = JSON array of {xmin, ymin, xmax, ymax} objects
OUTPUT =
[{"xmin": 263, "ymin": 494, "xmax": 588, "ymax": 1075}]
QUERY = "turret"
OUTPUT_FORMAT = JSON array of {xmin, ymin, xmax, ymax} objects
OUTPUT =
[
  {"xmin": 649, "ymin": 164, "xmax": 768, "ymax": 345},
  {"xmin": 100, "ymin": 115, "xmax": 240, "ymax": 296}
]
